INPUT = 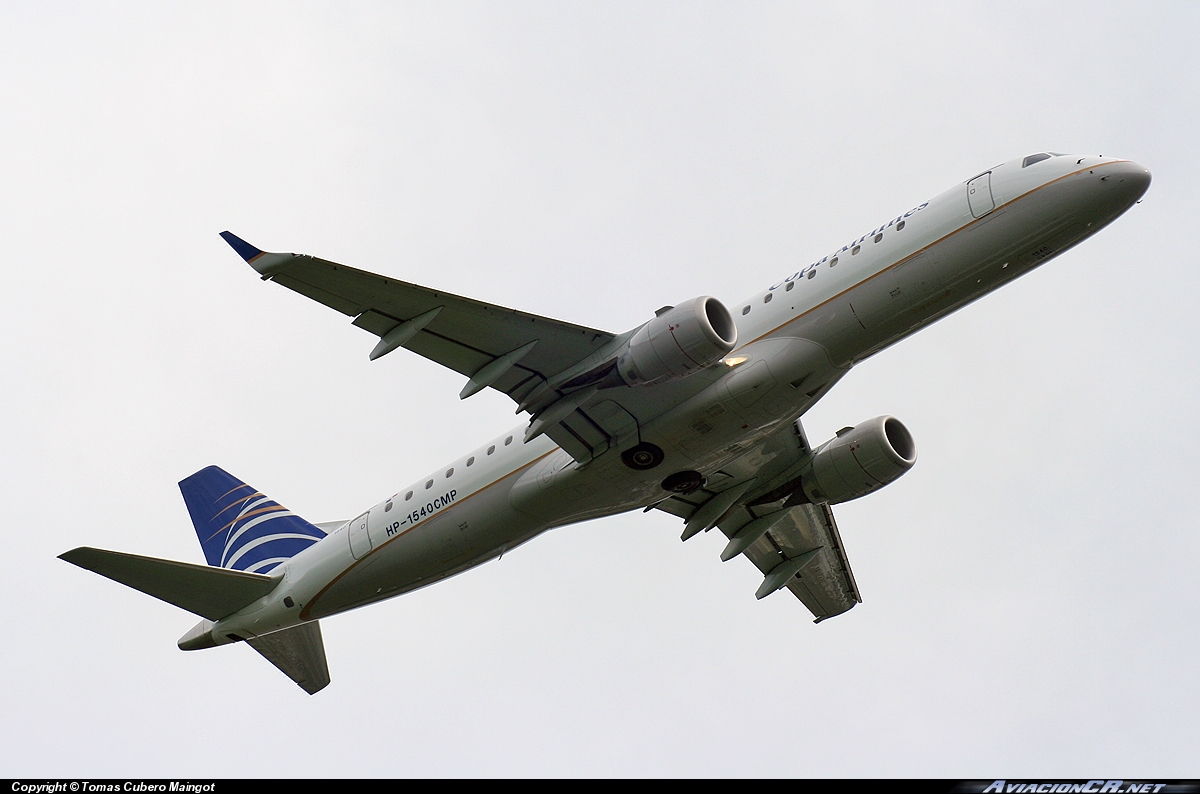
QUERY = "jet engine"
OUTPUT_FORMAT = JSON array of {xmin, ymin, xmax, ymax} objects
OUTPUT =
[
  {"xmin": 799, "ymin": 416, "xmax": 917, "ymax": 505},
  {"xmin": 615, "ymin": 296, "xmax": 738, "ymax": 386}
]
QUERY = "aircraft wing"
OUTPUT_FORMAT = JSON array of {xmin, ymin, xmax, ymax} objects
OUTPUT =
[
  {"xmin": 659, "ymin": 490, "xmax": 861, "ymax": 621},
  {"xmin": 220, "ymin": 232, "xmax": 616, "ymax": 405},
  {"xmin": 739, "ymin": 501, "xmax": 860, "ymax": 621},
  {"xmin": 655, "ymin": 419, "xmax": 861, "ymax": 621}
]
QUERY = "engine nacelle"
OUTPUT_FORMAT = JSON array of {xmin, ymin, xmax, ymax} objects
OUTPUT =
[
  {"xmin": 800, "ymin": 416, "xmax": 917, "ymax": 505},
  {"xmin": 616, "ymin": 296, "xmax": 738, "ymax": 386}
]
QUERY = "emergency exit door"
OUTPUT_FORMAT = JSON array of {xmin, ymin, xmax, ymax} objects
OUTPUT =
[
  {"xmin": 348, "ymin": 511, "xmax": 372, "ymax": 559},
  {"xmin": 967, "ymin": 172, "xmax": 995, "ymax": 218}
]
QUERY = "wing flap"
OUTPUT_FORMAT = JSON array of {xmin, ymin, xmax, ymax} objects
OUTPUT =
[
  {"xmin": 659, "ymin": 485, "xmax": 861, "ymax": 621},
  {"xmin": 405, "ymin": 328, "xmax": 498, "ymax": 384},
  {"xmin": 736, "ymin": 503, "xmax": 860, "ymax": 621}
]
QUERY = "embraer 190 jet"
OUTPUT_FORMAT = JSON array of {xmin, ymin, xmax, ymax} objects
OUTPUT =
[{"xmin": 61, "ymin": 153, "xmax": 1150, "ymax": 693}]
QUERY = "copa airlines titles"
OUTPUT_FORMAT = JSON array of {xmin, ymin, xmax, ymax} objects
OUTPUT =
[{"xmin": 769, "ymin": 202, "xmax": 929, "ymax": 290}]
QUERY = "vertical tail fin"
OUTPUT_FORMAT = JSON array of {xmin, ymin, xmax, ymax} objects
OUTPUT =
[{"xmin": 179, "ymin": 466, "xmax": 326, "ymax": 574}]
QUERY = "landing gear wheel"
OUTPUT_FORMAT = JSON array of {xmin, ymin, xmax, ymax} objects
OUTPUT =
[
  {"xmin": 660, "ymin": 470, "xmax": 706, "ymax": 494},
  {"xmin": 621, "ymin": 442, "xmax": 665, "ymax": 471}
]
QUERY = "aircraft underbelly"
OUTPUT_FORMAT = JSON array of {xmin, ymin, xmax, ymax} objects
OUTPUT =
[
  {"xmin": 508, "ymin": 342, "xmax": 846, "ymax": 534},
  {"xmin": 306, "ymin": 338, "xmax": 844, "ymax": 617}
]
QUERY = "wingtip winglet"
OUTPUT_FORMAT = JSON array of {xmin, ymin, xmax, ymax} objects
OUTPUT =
[
  {"xmin": 219, "ymin": 232, "xmax": 294, "ymax": 277},
  {"xmin": 219, "ymin": 231, "xmax": 264, "ymax": 263}
]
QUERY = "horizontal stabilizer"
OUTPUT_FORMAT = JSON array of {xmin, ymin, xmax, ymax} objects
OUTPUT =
[
  {"xmin": 248, "ymin": 621, "xmax": 330, "ymax": 695},
  {"xmin": 59, "ymin": 547, "xmax": 276, "ymax": 621}
]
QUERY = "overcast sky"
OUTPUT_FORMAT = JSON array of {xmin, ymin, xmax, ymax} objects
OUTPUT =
[{"xmin": 2, "ymin": 1, "xmax": 1197, "ymax": 778}]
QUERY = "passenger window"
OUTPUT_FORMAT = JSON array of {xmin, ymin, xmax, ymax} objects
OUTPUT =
[
  {"xmin": 896, "ymin": 220, "xmax": 905, "ymax": 231},
  {"xmin": 852, "ymin": 245, "xmax": 860, "ymax": 255},
  {"xmin": 445, "ymin": 468, "xmax": 453, "ymax": 478},
  {"xmin": 874, "ymin": 233, "xmax": 883, "ymax": 243},
  {"xmin": 487, "ymin": 445, "xmax": 495, "ymax": 455},
  {"xmin": 742, "ymin": 306, "xmax": 751, "ymax": 315},
  {"xmin": 405, "ymin": 491, "xmax": 413, "ymax": 500},
  {"xmin": 467, "ymin": 456, "xmax": 474, "ymax": 467},
  {"xmin": 829, "ymin": 256, "xmax": 838, "ymax": 267},
  {"xmin": 785, "ymin": 281, "xmax": 795, "ymax": 292},
  {"xmin": 425, "ymin": 480, "xmax": 433, "ymax": 489},
  {"xmin": 807, "ymin": 269, "xmax": 816, "ymax": 279},
  {"xmin": 505, "ymin": 436, "xmax": 513, "ymax": 446},
  {"xmin": 763, "ymin": 293, "xmax": 772, "ymax": 304},
  {"xmin": 1023, "ymin": 153, "xmax": 1052, "ymax": 167},
  {"xmin": 385, "ymin": 501, "xmax": 392, "ymax": 512}
]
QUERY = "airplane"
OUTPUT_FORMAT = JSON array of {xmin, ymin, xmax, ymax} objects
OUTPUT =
[{"xmin": 60, "ymin": 152, "xmax": 1150, "ymax": 694}]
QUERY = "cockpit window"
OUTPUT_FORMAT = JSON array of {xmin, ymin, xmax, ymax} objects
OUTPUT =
[{"xmin": 1022, "ymin": 153, "xmax": 1052, "ymax": 168}]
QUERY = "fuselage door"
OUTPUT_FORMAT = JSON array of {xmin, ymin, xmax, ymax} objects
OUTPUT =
[
  {"xmin": 967, "ymin": 172, "xmax": 995, "ymax": 218},
  {"xmin": 348, "ymin": 511, "xmax": 372, "ymax": 560}
]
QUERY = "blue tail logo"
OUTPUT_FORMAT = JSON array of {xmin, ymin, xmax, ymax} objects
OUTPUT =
[{"xmin": 179, "ymin": 466, "xmax": 327, "ymax": 574}]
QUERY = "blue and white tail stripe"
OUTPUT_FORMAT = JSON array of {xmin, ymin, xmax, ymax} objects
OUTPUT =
[{"xmin": 179, "ymin": 466, "xmax": 327, "ymax": 574}]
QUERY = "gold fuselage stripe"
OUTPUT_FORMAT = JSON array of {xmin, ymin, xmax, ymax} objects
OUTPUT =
[
  {"xmin": 298, "ymin": 449, "xmax": 556, "ymax": 620},
  {"xmin": 742, "ymin": 159, "xmax": 1129, "ymax": 349}
]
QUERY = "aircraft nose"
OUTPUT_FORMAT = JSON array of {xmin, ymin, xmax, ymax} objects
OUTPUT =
[{"xmin": 1104, "ymin": 159, "xmax": 1152, "ymax": 206}]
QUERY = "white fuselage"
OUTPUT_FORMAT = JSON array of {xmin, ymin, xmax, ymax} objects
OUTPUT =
[{"xmin": 211, "ymin": 154, "xmax": 1150, "ymax": 643}]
